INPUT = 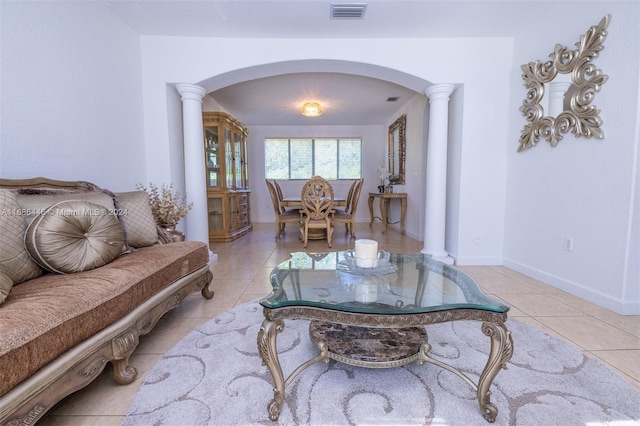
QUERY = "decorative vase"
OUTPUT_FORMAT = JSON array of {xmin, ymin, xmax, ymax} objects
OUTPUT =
[
  {"xmin": 378, "ymin": 185, "xmax": 385, "ymax": 193},
  {"xmin": 385, "ymin": 185, "xmax": 393, "ymax": 193},
  {"xmin": 161, "ymin": 225, "xmax": 185, "ymax": 242}
]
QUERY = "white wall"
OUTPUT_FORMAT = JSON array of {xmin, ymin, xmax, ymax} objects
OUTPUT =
[
  {"xmin": 382, "ymin": 93, "xmax": 428, "ymax": 241},
  {"xmin": 504, "ymin": 7, "xmax": 640, "ymax": 314},
  {"xmin": 0, "ymin": 2, "xmax": 146, "ymax": 191}
]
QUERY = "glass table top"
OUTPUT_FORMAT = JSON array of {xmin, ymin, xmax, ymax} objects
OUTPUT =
[{"xmin": 260, "ymin": 252, "xmax": 509, "ymax": 315}]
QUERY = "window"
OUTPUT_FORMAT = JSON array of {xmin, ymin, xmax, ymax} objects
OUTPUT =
[{"xmin": 265, "ymin": 138, "xmax": 362, "ymax": 180}]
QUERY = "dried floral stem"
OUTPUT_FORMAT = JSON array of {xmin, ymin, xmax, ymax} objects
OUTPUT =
[{"xmin": 136, "ymin": 182, "xmax": 193, "ymax": 226}]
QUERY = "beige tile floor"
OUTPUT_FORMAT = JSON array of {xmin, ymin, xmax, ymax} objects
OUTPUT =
[{"xmin": 39, "ymin": 223, "xmax": 640, "ymax": 425}]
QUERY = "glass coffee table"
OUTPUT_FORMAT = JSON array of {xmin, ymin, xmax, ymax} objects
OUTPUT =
[{"xmin": 258, "ymin": 251, "xmax": 513, "ymax": 423}]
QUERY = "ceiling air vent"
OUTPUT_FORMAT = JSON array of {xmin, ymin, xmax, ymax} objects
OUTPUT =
[
  {"xmin": 331, "ymin": 3, "xmax": 367, "ymax": 19},
  {"xmin": 386, "ymin": 97, "xmax": 400, "ymax": 102}
]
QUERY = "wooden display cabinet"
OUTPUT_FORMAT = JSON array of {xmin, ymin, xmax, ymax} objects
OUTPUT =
[{"xmin": 203, "ymin": 111, "xmax": 252, "ymax": 242}]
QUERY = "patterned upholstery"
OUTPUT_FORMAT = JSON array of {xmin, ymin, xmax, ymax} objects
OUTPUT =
[
  {"xmin": 0, "ymin": 271, "xmax": 13, "ymax": 306},
  {"xmin": 0, "ymin": 190, "xmax": 42, "ymax": 303},
  {"xmin": 116, "ymin": 191, "xmax": 158, "ymax": 248}
]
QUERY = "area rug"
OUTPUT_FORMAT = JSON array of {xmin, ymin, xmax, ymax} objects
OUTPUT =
[{"xmin": 123, "ymin": 302, "xmax": 640, "ymax": 425}]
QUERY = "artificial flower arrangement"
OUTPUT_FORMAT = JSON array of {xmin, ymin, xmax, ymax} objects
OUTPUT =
[
  {"xmin": 378, "ymin": 166, "xmax": 391, "ymax": 191},
  {"xmin": 136, "ymin": 182, "xmax": 193, "ymax": 227}
]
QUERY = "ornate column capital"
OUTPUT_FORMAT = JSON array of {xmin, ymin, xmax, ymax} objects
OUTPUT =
[
  {"xmin": 176, "ymin": 84, "xmax": 206, "ymax": 102},
  {"xmin": 425, "ymin": 84, "xmax": 456, "ymax": 102}
]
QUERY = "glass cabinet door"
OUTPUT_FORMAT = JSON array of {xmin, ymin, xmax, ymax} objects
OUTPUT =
[
  {"xmin": 234, "ymin": 130, "xmax": 243, "ymax": 188},
  {"xmin": 204, "ymin": 126, "xmax": 220, "ymax": 188},
  {"xmin": 242, "ymin": 135, "xmax": 248, "ymax": 188},
  {"xmin": 225, "ymin": 128, "xmax": 233, "ymax": 188},
  {"xmin": 242, "ymin": 143, "xmax": 248, "ymax": 189},
  {"xmin": 207, "ymin": 197, "xmax": 223, "ymax": 232}
]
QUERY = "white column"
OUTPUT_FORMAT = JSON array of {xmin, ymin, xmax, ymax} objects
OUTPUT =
[
  {"xmin": 422, "ymin": 84, "xmax": 455, "ymax": 265},
  {"xmin": 176, "ymin": 84, "xmax": 216, "ymax": 261}
]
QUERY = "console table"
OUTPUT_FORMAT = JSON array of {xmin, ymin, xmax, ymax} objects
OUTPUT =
[{"xmin": 368, "ymin": 192, "xmax": 407, "ymax": 234}]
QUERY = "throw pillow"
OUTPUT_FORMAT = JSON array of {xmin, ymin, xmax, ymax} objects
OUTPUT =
[
  {"xmin": 24, "ymin": 200, "xmax": 125, "ymax": 274},
  {"xmin": 115, "ymin": 191, "xmax": 158, "ymax": 247},
  {"xmin": 0, "ymin": 270, "xmax": 13, "ymax": 305},
  {"xmin": 0, "ymin": 190, "xmax": 43, "ymax": 287}
]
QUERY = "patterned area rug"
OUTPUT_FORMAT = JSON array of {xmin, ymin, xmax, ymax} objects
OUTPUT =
[{"xmin": 123, "ymin": 302, "xmax": 640, "ymax": 425}]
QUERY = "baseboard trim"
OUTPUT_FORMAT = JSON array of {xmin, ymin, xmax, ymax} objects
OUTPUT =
[
  {"xmin": 503, "ymin": 258, "xmax": 639, "ymax": 315},
  {"xmin": 453, "ymin": 256, "xmax": 503, "ymax": 266}
]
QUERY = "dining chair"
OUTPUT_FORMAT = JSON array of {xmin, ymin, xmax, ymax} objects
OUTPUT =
[
  {"xmin": 273, "ymin": 180, "xmax": 286, "ymax": 213},
  {"xmin": 273, "ymin": 179, "xmax": 299, "ymax": 215},
  {"xmin": 332, "ymin": 179, "xmax": 355, "ymax": 225},
  {"xmin": 299, "ymin": 176, "xmax": 335, "ymax": 248},
  {"xmin": 266, "ymin": 179, "xmax": 301, "ymax": 240},
  {"xmin": 333, "ymin": 178, "xmax": 364, "ymax": 238},
  {"xmin": 342, "ymin": 180, "xmax": 358, "ymax": 214}
]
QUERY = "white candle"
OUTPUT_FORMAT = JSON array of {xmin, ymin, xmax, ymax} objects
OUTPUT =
[{"xmin": 355, "ymin": 239, "xmax": 378, "ymax": 268}]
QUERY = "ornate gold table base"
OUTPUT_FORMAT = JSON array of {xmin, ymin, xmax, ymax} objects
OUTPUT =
[{"xmin": 257, "ymin": 306, "xmax": 513, "ymax": 423}]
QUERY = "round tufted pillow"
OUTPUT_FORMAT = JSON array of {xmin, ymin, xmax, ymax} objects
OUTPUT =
[{"xmin": 24, "ymin": 200, "xmax": 125, "ymax": 274}]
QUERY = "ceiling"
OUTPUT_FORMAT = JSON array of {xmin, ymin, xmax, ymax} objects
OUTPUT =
[
  {"xmin": 102, "ymin": 0, "xmax": 594, "ymax": 126},
  {"xmin": 104, "ymin": 0, "xmax": 562, "ymax": 39},
  {"xmin": 210, "ymin": 73, "xmax": 418, "ymax": 126}
]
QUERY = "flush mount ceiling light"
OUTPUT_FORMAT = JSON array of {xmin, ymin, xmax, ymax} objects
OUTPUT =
[{"xmin": 300, "ymin": 102, "xmax": 323, "ymax": 117}]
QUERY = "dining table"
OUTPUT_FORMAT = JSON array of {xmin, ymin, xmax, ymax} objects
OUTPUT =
[{"xmin": 280, "ymin": 197, "xmax": 346, "ymax": 209}]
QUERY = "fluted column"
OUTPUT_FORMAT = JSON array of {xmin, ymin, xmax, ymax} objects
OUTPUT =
[
  {"xmin": 422, "ymin": 84, "xmax": 455, "ymax": 264},
  {"xmin": 176, "ymin": 84, "xmax": 214, "ymax": 260}
]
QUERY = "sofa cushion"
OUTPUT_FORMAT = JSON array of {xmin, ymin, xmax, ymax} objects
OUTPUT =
[
  {"xmin": 115, "ymin": 191, "xmax": 158, "ymax": 248},
  {"xmin": 24, "ymin": 200, "xmax": 125, "ymax": 274},
  {"xmin": 0, "ymin": 241, "xmax": 209, "ymax": 398},
  {"xmin": 0, "ymin": 190, "xmax": 43, "ymax": 294}
]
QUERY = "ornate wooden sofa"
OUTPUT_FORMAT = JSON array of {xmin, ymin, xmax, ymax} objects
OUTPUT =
[{"xmin": 0, "ymin": 177, "xmax": 214, "ymax": 425}]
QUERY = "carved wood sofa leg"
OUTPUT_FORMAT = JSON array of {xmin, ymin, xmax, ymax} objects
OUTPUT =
[
  {"xmin": 111, "ymin": 358, "xmax": 138, "ymax": 385},
  {"xmin": 110, "ymin": 329, "xmax": 140, "ymax": 385},
  {"xmin": 201, "ymin": 270, "xmax": 214, "ymax": 299}
]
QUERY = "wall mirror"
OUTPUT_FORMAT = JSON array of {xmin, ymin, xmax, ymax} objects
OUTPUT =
[
  {"xmin": 388, "ymin": 114, "xmax": 406, "ymax": 184},
  {"xmin": 518, "ymin": 15, "xmax": 609, "ymax": 152}
]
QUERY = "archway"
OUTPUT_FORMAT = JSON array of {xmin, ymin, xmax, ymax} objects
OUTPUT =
[
  {"xmin": 196, "ymin": 59, "xmax": 432, "ymax": 94},
  {"xmin": 177, "ymin": 60, "xmax": 454, "ymax": 262}
]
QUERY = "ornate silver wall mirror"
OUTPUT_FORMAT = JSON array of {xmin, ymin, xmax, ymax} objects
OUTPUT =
[
  {"xmin": 518, "ymin": 15, "xmax": 610, "ymax": 152},
  {"xmin": 388, "ymin": 114, "xmax": 406, "ymax": 184}
]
